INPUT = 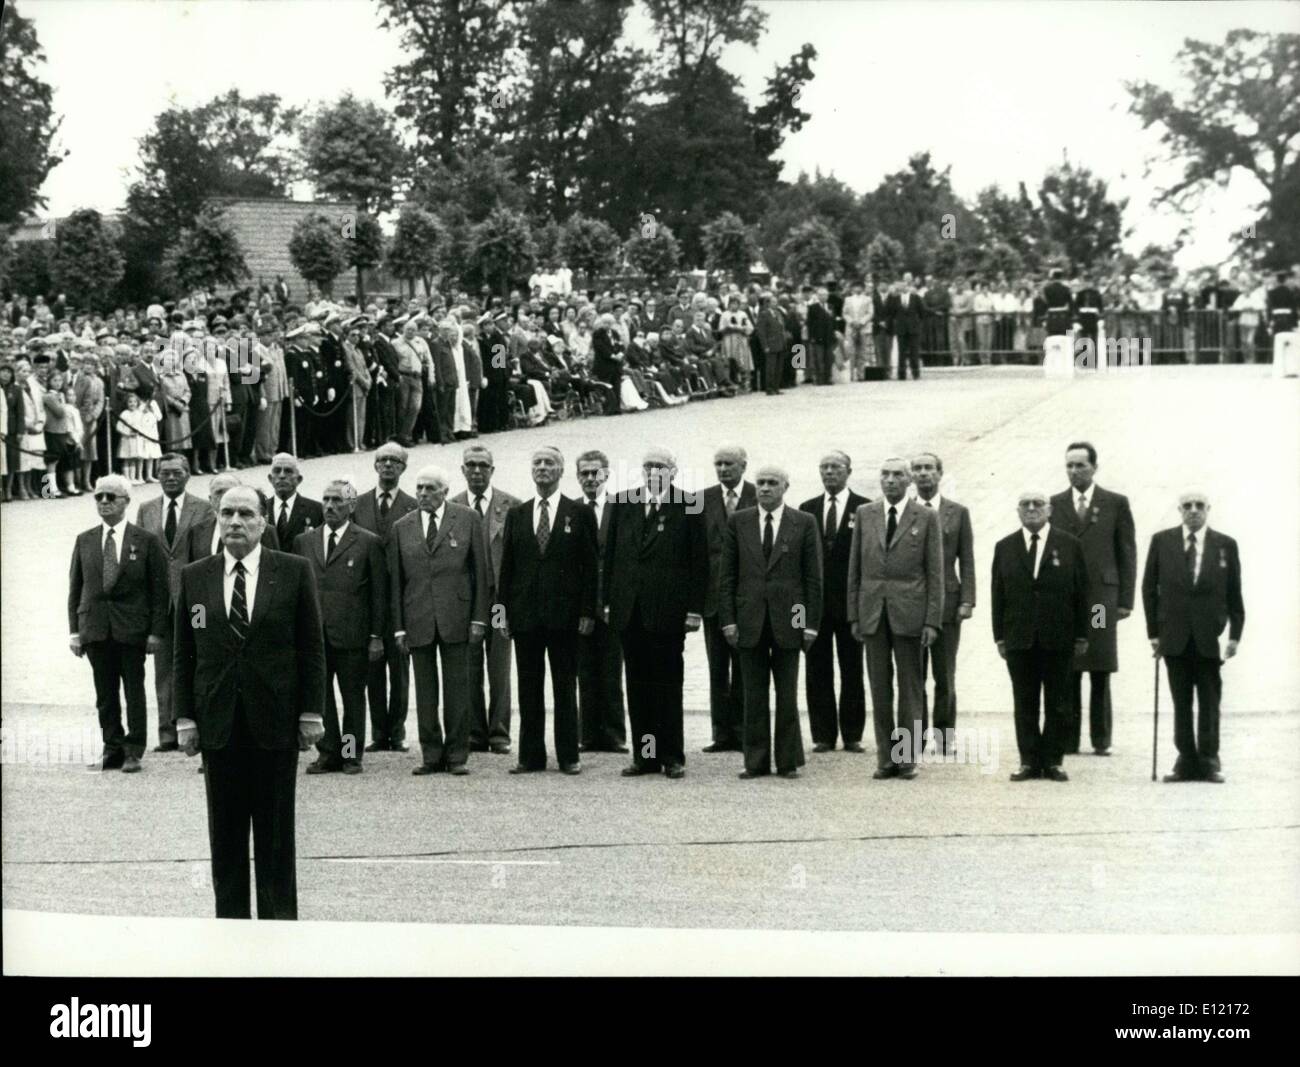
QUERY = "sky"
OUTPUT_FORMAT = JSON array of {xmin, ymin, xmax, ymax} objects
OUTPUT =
[{"xmin": 19, "ymin": 0, "xmax": 1300, "ymax": 270}]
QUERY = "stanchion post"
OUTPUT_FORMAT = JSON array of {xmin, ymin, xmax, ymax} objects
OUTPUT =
[{"xmin": 288, "ymin": 370, "xmax": 298, "ymax": 458}]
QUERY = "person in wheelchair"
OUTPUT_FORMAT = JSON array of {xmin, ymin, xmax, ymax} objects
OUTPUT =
[{"xmin": 514, "ymin": 340, "xmax": 554, "ymax": 425}]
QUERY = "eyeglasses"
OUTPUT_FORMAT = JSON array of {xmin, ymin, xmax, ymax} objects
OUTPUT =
[
  {"xmin": 94, "ymin": 493, "xmax": 120, "ymax": 502},
  {"xmin": 1019, "ymin": 500, "xmax": 1047, "ymax": 508}
]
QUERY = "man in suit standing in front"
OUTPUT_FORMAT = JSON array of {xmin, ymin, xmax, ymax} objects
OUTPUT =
[
  {"xmin": 182, "ymin": 474, "xmax": 281, "ymax": 564},
  {"xmin": 70, "ymin": 474, "xmax": 170, "ymax": 773},
  {"xmin": 135, "ymin": 453, "xmax": 212, "ymax": 752},
  {"xmin": 800, "ymin": 451, "xmax": 869, "ymax": 753},
  {"xmin": 353, "ymin": 442, "xmax": 419, "ymax": 753},
  {"xmin": 496, "ymin": 446, "xmax": 598, "ymax": 775},
  {"xmin": 603, "ymin": 447, "xmax": 708, "ymax": 780},
  {"xmin": 295, "ymin": 478, "xmax": 387, "ymax": 775},
  {"xmin": 266, "ymin": 453, "xmax": 324, "ymax": 547},
  {"xmin": 887, "ymin": 273, "xmax": 925, "ymax": 380},
  {"xmin": 700, "ymin": 444, "xmax": 756, "ymax": 752},
  {"xmin": 451, "ymin": 443, "xmax": 520, "ymax": 755},
  {"xmin": 805, "ymin": 287, "xmax": 837, "ymax": 386},
  {"xmin": 847, "ymin": 457, "xmax": 944, "ymax": 778},
  {"xmin": 721, "ymin": 463, "xmax": 823, "ymax": 778},
  {"xmin": 574, "ymin": 449, "xmax": 628, "ymax": 754},
  {"xmin": 1050, "ymin": 442, "xmax": 1137, "ymax": 756},
  {"xmin": 1142, "ymin": 491, "xmax": 1244, "ymax": 783},
  {"xmin": 912, "ymin": 452, "xmax": 975, "ymax": 753},
  {"xmin": 991, "ymin": 490, "xmax": 1089, "ymax": 782},
  {"xmin": 174, "ymin": 486, "xmax": 325, "ymax": 918},
  {"xmin": 389, "ymin": 465, "xmax": 489, "ymax": 776}
]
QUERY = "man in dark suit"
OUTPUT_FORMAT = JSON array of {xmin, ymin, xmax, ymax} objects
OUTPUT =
[
  {"xmin": 135, "ymin": 453, "xmax": 213, "ymax": 752},
  {"xmin": 991, "ymin": 490, "xmax": 1090, "ymax": 782},
  {"xmin": 175, "ymin": 486, "xmax": 325, "ymax": 919},
  {"xmin": 1050, "ymin": 442, "xmax": 1137, "ymax": 755},
  {"xmin": 496, "ymin": 446, "xmax": 598, "ymax": 774},
  {"xmin": 721, "ymin": 464, "xmax": 823, "ymax": 778},
  {"xmin": 353, "ymin": 442, "xmax": 419, "ymax": 752},
  {"xmin": 847, "ymin": 458, "xmax": 944, "ymax": 778},
  {"xmin": 266, "ymin": 453, "xmax": 324, "ymax": 546},
  {"xmin": 389, "ymin": 465, "xmax": 489, "ymax": 775},
  {"xmin": 1142, "ymin": 491, "xmax": 1244, "ymax": 783},
  {"xmin": 805, "ymin": 287, "xmax": 837, "ymax": 386},
  {"xmin": 603, "ymin": 447, "xmax": 708, "ymax": 780},
  {"xmin": 799, "ymin": 451, "xmax": 869, "ymax": 752},
  {"xmin": 912, "ymin": 452, "xmax": 975, "ymax": 753},
  {"xmin": 317, "ymin": 314, "xmax": 351, "ymax": 453},
  {"xmin": 887, "ymin": 273, "xmax": 925, "ymax": 380},
  {"xmin": 755, "ymin": 295, "xmax": 787, "ymax": 396},
  {"xmin": 294, "ymin": 479, "xmax": 387, "ymax": 774},
  {"xmin": 868, "ymin": 274, "xmax": 889, "ymax": 371},
  {"xmin": 429, "ymin": 323, "xmax": 460, "ymax": 444},
  {"xmin": 700, "ymin": 445, "xmax": 756, "ymax": 752},
  {"xmin": 451, "ymin": 443, "xmax": 520, "ymax": 754},
  {"xmin": 574, "ymin": 449, "xmax": 628, "ymax": 753},
  {"xmin": 182, "ymin": 474, "xmax": 282, "ymax": 561},
  {"xmin": 69, "ymin": 475, "xmax": 170, "ymax": 772}
]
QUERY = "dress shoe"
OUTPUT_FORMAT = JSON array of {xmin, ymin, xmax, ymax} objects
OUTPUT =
[
  {"xmin": 489, "ymin": 742, "xmax": 512, "ymax": 755},
  {"xmin": 778, "ymin": 769, "xmax": 801, "ymax": 779},
  {"xmin": 306, "ymin": 758, "xmax": 343, "ymax": 774},
  {"xmin": 701, "ymin": 742, "xmax": 740, "ymax": 753},
  {"xmin": 88, "ymin": 755, "xmax": 125, "ymax": 772},
  {"xmin": 663, "ymin": 764, "xmax": 685, "ymax": 779},
  {"xmin": 364, "ymin": 740, "xmax": 390, "ymax": 752},
  {"xmin": 341, "ymin": 761, "xmax": 363, "ymax": 775},
  {"xmin": 121, "ymin": 756, "xmax": 142, "ymax": 773},
  {"xmin": 447, "ymin": 764, "xmax": 470, "ymax": 776},
  {"xmin": 1093, "ymin": 747, "xmax": 1112, "ymax": 756},
  {"xmin": 897, "ymin": 767, "xmax": 918, "ymax": 780},
  {"xmin": 843, "ymin": 742, "xmax": 866, "ymax": 753},
  {"xmin": 812, "ymin": 743, "xmax": 834, "ymax": 753},
  {"xmin": 469, "ymin": 742, "xmax": 489, "ymax": 753},
  {"xmin": 560, "ymin": 762, "xmax": 581, "ymax": 775},
  {"xmin": 1162, "ymin": 771, "xmax": 1192, "ymax": 783},
  {"xmin": 1043, "ymin": 766, "xmax": 1069, "ymax": 782},
  {"xmin": 390, "ymin": 742, "xmax": 410, "ymax": 753},
  {"xmin": 1010, "ymin": 766, "xmax": 1040, "ymax": 781},
  {"xmin": 872, "ymin": 767, "xmax": 897, "ymax": 780},
  {"xmin": 738, "ymin": 770, "xmax": 766, "ymax": 779},
  {"xmin": 152, "ymin": 742, "xmax": 179, "ymax": 753},
  {"xmin": 1205, "ymin": 771, "xmax": 1225, "ymax": 783},
  {"xmin": 621, "ymin": 764, "xmax": 654, "ymax": 777},
  {"xmin": 411, "ymin": 763, "xmax": 440, "ymax": 776},
  {"xmin": 1063, "ymin": 746, "xmax": 1080, "ymax": 755},
  {"xmin": 607, "ymin": 743, "xmax": 630, "ymax": 754},
  {"xmin": 509, "ymin": 764, "xmax": 542, "ymax": 774}
]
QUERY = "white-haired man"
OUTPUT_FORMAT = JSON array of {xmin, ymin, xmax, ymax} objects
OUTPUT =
[{"xmin": 267, "ymin": 453, "xmax": 324, "ymax": 545}]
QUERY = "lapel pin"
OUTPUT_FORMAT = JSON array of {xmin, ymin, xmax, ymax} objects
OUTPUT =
[
  {"xmin": 564, "ymin": 517, "xmax": 572, "ymax": 533},
  {"xmin": 347, "ymin": 559, "xmax": 354, "ymax": 567},
  {"xmin": 848, "ymin": 514, "xmax": 855, "ymax": 529}
]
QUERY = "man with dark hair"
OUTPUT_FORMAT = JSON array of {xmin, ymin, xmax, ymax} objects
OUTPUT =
[{"xmin": 887, "ymin": 273, "xmax": 925, "ymax": 380}]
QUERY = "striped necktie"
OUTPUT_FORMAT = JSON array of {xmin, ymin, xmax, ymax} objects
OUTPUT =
[{"xmin": 230, "ymin": 560, "xmax": 249, "ymax": 640}]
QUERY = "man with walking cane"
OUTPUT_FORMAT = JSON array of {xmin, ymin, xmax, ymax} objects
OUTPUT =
[{"xmin": 1141, "ymin": 491, "xmax": 1244, "ymax": 783}]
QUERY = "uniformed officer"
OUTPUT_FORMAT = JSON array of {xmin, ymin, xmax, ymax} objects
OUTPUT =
[
  {"xmin": 284, "ymin": 320, "xmax": 321, "ymax": 458},
  {"xmin": 1074, "ymin": 275, "xmax": 1104, "ymax": 369},
  {"xmin": 1041, "ymin": 269, "xmax": 1074, "ymax": 374}
]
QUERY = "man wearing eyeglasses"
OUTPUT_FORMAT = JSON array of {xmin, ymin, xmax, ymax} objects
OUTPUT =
[
  {"xmin": 69, "ymin": 475, "xmax": 170, "ymax": 773},
  {"xmin": 991, "ymin": 490, "xmax": 1090, "ymax": 782},
  {"xmin": 1141, "ymin": 492, "xmax": 1244, "ymax": 783}
]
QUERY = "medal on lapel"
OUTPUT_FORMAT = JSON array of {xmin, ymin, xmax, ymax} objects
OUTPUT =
[
  {"xmin": 564, "ymin": 517, "xmax": 572, "ymax": 534},
  {"xmin": 128, "ymin": 543, "xmax": 138, "ymax": 563},
  {"xmin": 1219, "ymin": 548, "xmax": 1227, "ymax": 569},
  {"xmin": 1051, "ymin": 548, "xmax": 1060, "ymax": 567},
  {"xmin": 449, "ymin": 534, "xmax": 459, "ymax": 547},
  {"xmin": 848, "ymin": 514, "xmax": 855, "ymax": 529},
  {"xmin": 347, "ymin": 559, "xmax": 354, "ymax": 568},
  {"xmin": 910, "ymin": 524, "xmax": 918, "ymax": 537}
]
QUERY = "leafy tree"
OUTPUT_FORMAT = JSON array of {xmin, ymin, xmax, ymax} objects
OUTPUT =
[
  {"xmin": 301, "ymin": 93, "xmax": 409, "ymax": 214},
  {"xmin": 779, "ymin": 217, "xmax": 841, "ymax": 285},
  {"xmin": 1036, "ymin": 159, "xmax": 1127, "ymax": 272},
  {"xmin": 759, "ymin": 170, "xmax": 867, "ymax": 276},
  {"xmin": 531, "ymin": 218, "xmax": 562, "ymax": 266},
  {"xmin": 623, "ymin": 221, "xmax": 681, "ymax": 285},
  {"xmin": 972, "ymin": 182, "xmax": 1060, "ymax": 272},
  {"xmin": 859, "ymin": 152, "xmax": 978, "ymax": 275},
  {"xmin": 162, "ymin": 205, "xmax": 249, "ymax": 294},
  {"xmin": 387, "ymin": 205, "xmax": 449, "ymax": 297},
  {"xmin": 288, "ymin": 212, "xmax": 348, "ymax": 297},
  {"xmin": 701, "ymin": 210, "xmax": 759, "ymax": 281},
  {"xmin": 3, "ymin": 238, "xmax": 53, "ymax": 298},
  {"xmin": 345, "ymin": 213, "xmax": 387, "ymax": 303},
  {"xmin": 556, "ymin": 213, "xmax": 621, "ymax": 280},
  {"xmin": 0, "ymin": 4, "xmax": 65, "ymax": 228},
  {"xmin": 857, "ymin": 232, "xmax": 905, "ymax": 281},
  {"xmin": 50, "ymin": 209, "xmax": 124, "ymax": 312},
  {"xmin": 468, "ymin": 207, "xmax": 536, "ymax": 297}
]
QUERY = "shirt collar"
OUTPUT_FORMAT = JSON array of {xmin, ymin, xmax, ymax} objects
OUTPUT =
[
  {"xmin": 224, "ymin": 542, "xmax": 262, "ymax": 576},
  {"xmin": 1075, "ymin": 484, "xmax": 1094, "ymax": 507},
  {"xmin": 1183, "ymin": 523, "xmax": 1210, "ymax": 542},
  {"xmin": 918, "ymin": 492, "xmax": 942, "ymax": 511},
  {"xmin": 276, "ymin": 492, "xmax": 297, "ymax": 514},
  {"xmin": 1023, "ymin": 522, "xmax": 1051, "ymax": 545},
  {"xmin": 102, "ymin": 519, "xmax": 125, "ymax": 539},
  {"xmin": 472, "ymin": 486, "xmax": 493, "ymax": 508},
  {"xmin": 587, "ymin": 491, "xmax": 606, "ymax": 509},
  {"xmin": 534, "ymin": 492, "xmax": 557, "ymax": 510},
  {"xmin": 326, "ymin": 520, "xmax": 349, "ymax": 540},
  {"xmin": 760, "ymin": 502, "xmax": 785, "ymax": 524}
]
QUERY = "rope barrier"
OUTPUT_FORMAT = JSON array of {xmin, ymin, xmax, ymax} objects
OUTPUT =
[{"xmin": 111, "ymin": 395, "xmax": 224, "ymax": 447}]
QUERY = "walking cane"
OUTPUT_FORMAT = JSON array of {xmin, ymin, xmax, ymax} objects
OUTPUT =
[
  {"xmin": 1151, "ymin": 654, "xmax": 1160, "ymax": 782},
  {"xmin": 288, "ymin": 373, "xmax": 298, "ymax": 459}
]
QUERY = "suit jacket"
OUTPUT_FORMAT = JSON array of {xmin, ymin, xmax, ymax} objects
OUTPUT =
[
  {"xmin": 806, "ymin": 302, "xmax": 837, "ymax": 345},
  {"xmin": 429, "ymin": 337, "xmax": 460, "ymax": 390},
  {"xmin": 718, "ymin": 506, "xmax": 823, "ymax": 649},
  {"xmin": 293, "ymin": 523, "xmax": 388, "ymax": 650},
  {"xmin": 1141, "ymin": 527, "xmax": 1244, "ymax": 660},
  {"xmin": 799, "ymin": 490, "xmax": 870, "ymax": 624},
  {"xmin": 701, "ymin": 481, "xmax": 757, "ymax": 617},
  {"xmin": 991, "ymin": 526, "xmax": 1089, "ymax": 652},
  {"xmin": 269, "ymin": 494, "xmax": 324, "ymax": 545},
  {"xmin": 496, "ymin": 495, "xmax": 598, "ymax": 634},
  {"xmin": 388, "ymin": 503, "xmax": 489, "ymax": 647},
  {"xmin": 352, "ymin": 486, "xmax": 419, "ymax": 545},
  {"xmin": 927, "ymin": 496, "xmax": 975, "ymax": 622},
  {"xmin": 603, "ymin": 490, "xmax": 708, "ymax": 636},
  {"xmin": 451, "ymin": 487, "xmax": 521, "ymax": 591},
  {"xmin": 174, "ymin": 549, "xmax": 326, "ymax": 751},
  {"xmin": 184, "ymin": 515, "xmax": 280, "ymax": 562},
  {"xmin": 67, "ymin": 522, "xmax": 169, "ymax": 646},
  {"xmin": 846, "ymin": 498, "xmax": 944, "ymax": 636},
  {"xmin": 463, "ymin": 336, "xmax": 484, "ymax": 389},
  {"xmin": 887, "ymin": 293, "xmax": 925, "ymax": 337},
  {"xmin": 136, "ymin": 492, "xmax": 214, "ymax": 603}
]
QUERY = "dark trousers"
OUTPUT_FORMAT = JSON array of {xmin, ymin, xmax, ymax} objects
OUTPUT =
[
  {"xmin": 896, "ymin": 333, "xmax": 921, "ymax": 379},
  {"xmin": 436, "ymin": 386, "xmax": 457, "ymax": 443},
  {"xmin": 805, "ymin": 615, "xmax": 866, "ymax": 746},
  {"xmin": 203, "ymin": 699, "xmax": 298, "ymax": 919},
  {"xmin": 467, "ymin": 623, "xmax": 512, "ymax": 747},
  {"xmin": 153, "ymin": 611, "xmax": 177, "ymax": 746},
  {"xmin": 763, "ymin": 347, "xmax": 783, "ymax": 394},
  {"xmin": 863, "ymin": 613, "xmax": 925, "ymax": 768},
  {"xmin": 600, "ymin": 371, "xmax": 621, "ymax": 415},
  {"xmin": 320, "ymin": 642, "xmax": 368, "ymax": 762},
  {"xmin": 1005, "ymin": 641, "xmax": 1072, "ymax": 770},
  {"xmin": 293, "ymin": 404, "xmax": 318, "ymax": 457},
  {"xmin": 738, "ymin": 615, "xmax": 805, "ymax": 775},
  {"xmin": 411, "ymin": 638, "xmax": 470, "ymax": 769},
  {"xmin": 514, "ymin": 629, "xmax": 579, "ymax": 769},
  {"xmin": 1066, "ymin": 669, "xmax": 1113, "ymax": 752},
  {"xmin": 809, "ymin": 341, "xmax": 832, "ymax": 384},
  {"xmin": 235, "ymin": 400, "xmax": 258, "ymax": 462},
  {"xmin": 621, "ymin": 606, "xmax": 686, "ymax": 770},
  {"xmin": 703, "ymin": 613, "xmax": 744, "ymax": 747},
  {"xmin": 373, "ymin": 383, "xmax": 397, "ymax": 445},
  {"xmin": 85, "ymin": 640, "xmax": 147, "ymax": 760},
  {"xmin": 1165, "ymin": 652, "xmax": 1222, "ymax": 777},
  {"xmin": 366, "ymin": 634, "xmax": 409, "ymax": 745},
  {"xmin": 578, "ymin": 617, "xmax": 626, "ymax": 749},
  {"xmin": 923, "ymin": 615, "xmax": 962, "ymax": 743}
]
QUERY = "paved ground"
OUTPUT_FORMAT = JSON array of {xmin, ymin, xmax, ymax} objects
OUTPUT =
[{"xmin": 3, "ymin": 365, "xmax": 1298, "ymax": 935}]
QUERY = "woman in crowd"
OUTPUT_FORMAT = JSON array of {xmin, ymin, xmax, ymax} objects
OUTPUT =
[
  {"xmin": 42, "ymin": 366, "xmax": 79, "ymax": 496},
  {"xmin": 158, "ymin": 351, "xmax": 193, "ymax": 464},
  {"xmin": 718, "ymin": 295, "xmax": 754, "ymax": 393}
]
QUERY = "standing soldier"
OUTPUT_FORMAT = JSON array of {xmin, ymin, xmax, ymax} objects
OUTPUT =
[
  {"xmin": 1041, "ymin": 269, "xmax": 1074, "ymax": 371},
  {"xmin": 1266, "ymin": 270, "xmax": 1298, "ymax": 361},
  {"xmin": 1074, "ymin": 274, "xmax": 1104, "ymax": 369},
  {"xmin": 284, "ymin": 321, "xmax": 321, "ymax": 459}
]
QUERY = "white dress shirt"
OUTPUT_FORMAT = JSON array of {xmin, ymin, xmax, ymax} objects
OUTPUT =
[
  {"xmin": 1074, "ymin": 485, "xmax": 1093, "ymax": 516},
  {"xmin": 585, "ymin": 490, "xmax": 607, "ymax": 528},
  {"xmin": 918, "ymin": 492, "xmax": 942, "ymax": 512},
  {"xmin": 100, "ymin": 519, "xmax": 127, "ymax": 554},
  {"xmin": 1021, "ymin": 522, "xmax": 1050, "ymax": 580},
  {"xmin": 1182, "ymin": 523, "xmax": 1210, "ymax": 583},
  {"xmin": 532, "ymin": 493, "xmax": 558, "ymax": 534},
  {"xmin": 419, "ymin": 503, "xmax": 446, "ymax": 541},
  {"xmin": 469, "ymin": 485, "xmax": 493, "ymax": 517},
  {"xmin": 759, "ymin": 502, "xmax": 785, "ymax": 540},
  {"xmin": 273, "ymin": 493, "xmax": 297, "ymax": 529},
  {"xmin": 323, "ymin": 520, "xmax": 349, "ymax": 553},
  {"xmin": 222, "ymin": 543, "xmax": 262, "ymax": 618}
]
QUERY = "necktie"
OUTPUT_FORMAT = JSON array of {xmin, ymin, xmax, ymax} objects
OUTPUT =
[
  {"xmin": 276, "ymin": 502, "xmax": 289, "ymax": 543},
  {"xmin": 230, "ymin": 559, "xmax": 249, "ymax": 639},
  {"xmin": 474, "ymin": 494, "xmax": 485, "ymax": 516},
  {"xmin": 327, "ymin": 529, "xmax": 337, "ymax": 562},
  {"xmin": 379, "ymin": 492, "xmax": 390, "ymax": 520},
  {"xmin": 886, "ymin": 505, "xmax": 897, "ymax": 546},
  {"xmin": 102, "ymin": 527, "xmax": 119, "ymax": 590},
  {"xmin": 1028, "ymin": 532, "xmax": 1040, "ymax": 577},
  {"xmin": 165, "ymin": 499, "xmax": 178, "ymax": 546},
  {"xmin": 924, "ymin": 499, "xmax": 933, "ymax": 508},
  {"xmin": 425, "ymin": 509, "xmax": 439, "ymax": 551},
  {"xmin": 825, "ymin": 496, "xmax": 838, "ymax": 546},
  {"xmin": 725, "ymin": 489, "xmax": 737, "ymax": 513},
  {"xmin": 536, "ymin": 498, "xmax": 550, "ymax": 553},
  {"xmin": 1076, "ymin": 494, "xmax": 1089, "ymax": 527},
  {"xmin": 763, "ymin": 511, "xmax": 774, "ymax": 559},
  {"xmin": 1186, "ymin": 532, "xmax": 1197, "ymax": 581}
]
